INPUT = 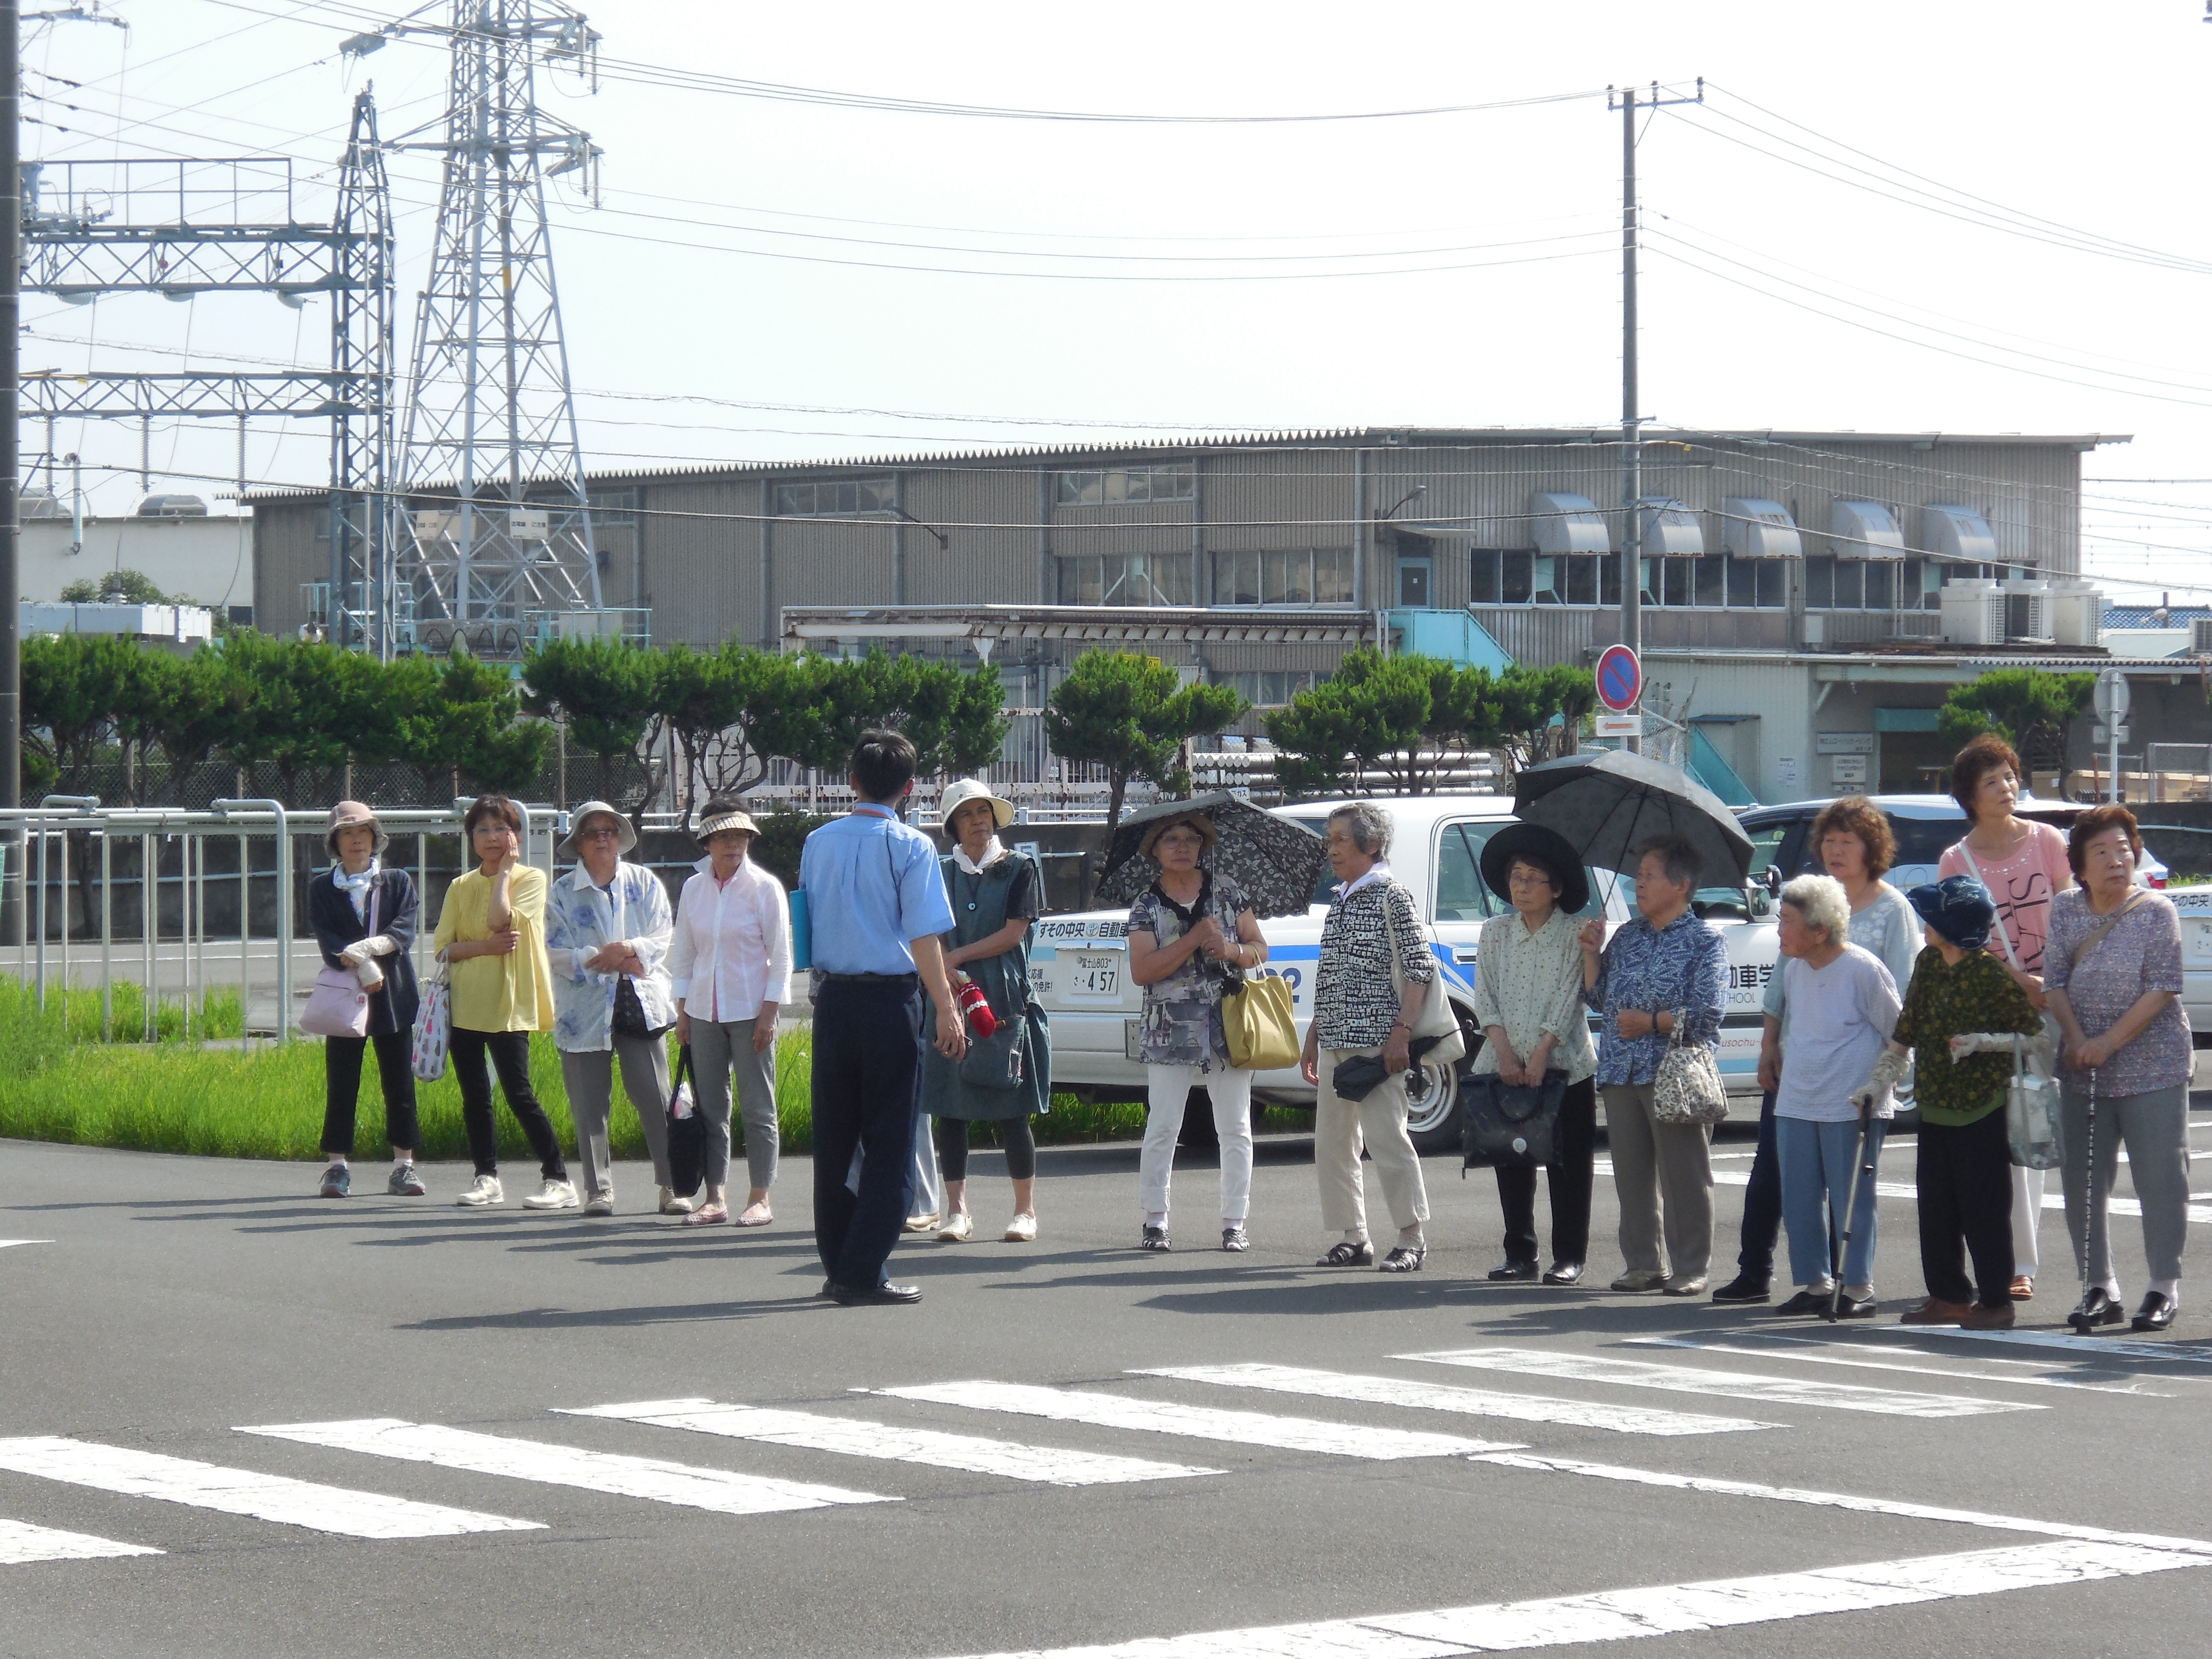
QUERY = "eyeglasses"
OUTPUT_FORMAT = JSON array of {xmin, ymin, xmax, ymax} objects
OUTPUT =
[{"xmin": 578, "ymin": 826, "xmax": 622, "ymax": 842}]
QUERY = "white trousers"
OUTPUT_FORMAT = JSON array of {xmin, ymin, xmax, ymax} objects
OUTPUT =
[
  {"xmin": 2012, "ymin": 1162, "xmax": 2044, "ymax": 1276},
  {"xmin": 1139, "ymin": 1063, "xmax": 1254, "ymax": 1225}
]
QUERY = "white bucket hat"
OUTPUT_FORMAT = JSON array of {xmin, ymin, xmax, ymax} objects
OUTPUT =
[
  {"xmin": 558, "ymin": 800, "xmax": 637, "ymax": 859},
  {"xmin": 938, "ymin": 778, "xmax": 1016, "ymax": 833}
]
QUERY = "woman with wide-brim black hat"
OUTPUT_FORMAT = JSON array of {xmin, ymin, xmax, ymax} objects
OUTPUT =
[{"xmin": 1472, "ymin": 822, "xmax": 1598, "ymax": 1285}]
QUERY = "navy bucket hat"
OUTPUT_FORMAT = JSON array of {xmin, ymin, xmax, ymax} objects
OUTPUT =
[{"xmin": 1908, "ymin": 875, "xmax": 1997, "ymax": 952}]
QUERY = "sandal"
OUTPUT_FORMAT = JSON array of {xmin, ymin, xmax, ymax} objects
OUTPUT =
[
  {"xmin": 683, "ymin": 1203, "xmax": 730, "ymax": 1226},
  {"xmin": 1139, "ymin": 1225, "xmax": 1172, "ymax": 1252},
  {"xmin": 1316, "ymin": 1240, "xmax": 1375, "ymax": 1267},
  {"xmin": 733, "ymin": 1201, "xmax": 773, "ymax": 1227},
  {"xmin": 1379, "ymin": 1246, "xmax": 1427, "ymax": 1274}
]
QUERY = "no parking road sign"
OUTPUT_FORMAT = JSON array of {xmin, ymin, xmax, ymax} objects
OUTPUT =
[{"xmin": 1595, "ymin": 644, "xmax": 1642, "ymax": 713}]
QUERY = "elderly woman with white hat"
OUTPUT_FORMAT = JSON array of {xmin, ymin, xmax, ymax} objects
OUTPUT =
[
  {"xmin": 669, "ymin": 797, "xmax": 793, "ymax": 1227},
  {"xmin": 308, "ymin": 801, "xmax": 425, "ymax": 1199},
  {"xmin": 545, "ymin": 800, "xmax": 680, "ymax": 1218},
  {"xmin": 921, "ymin": 779, "xmax": 1052, "ymax": 1243}
]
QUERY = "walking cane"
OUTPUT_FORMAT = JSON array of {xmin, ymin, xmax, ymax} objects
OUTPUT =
[
  {"xmin": 2078, "ymin": 1064, "xmax": 2099, "ymax": 1323},
  {"xmin": 1823, "ymin": 1112, "xmax": 1879, "ymax": 1324}
]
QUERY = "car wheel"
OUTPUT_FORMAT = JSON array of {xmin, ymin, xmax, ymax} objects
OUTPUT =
[{"xmin": 1405, "ymin": 1017, "xmax": 1479, "ymax": 1155}]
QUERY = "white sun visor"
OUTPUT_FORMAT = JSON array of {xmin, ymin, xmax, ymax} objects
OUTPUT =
[
  {"xmin": 1530, "ymin": 492, "xmax": 1611, "ymax": 555},
  {"xmin": 1721, "ymin": 497, "xmax": 1801, "ymax": 559}
]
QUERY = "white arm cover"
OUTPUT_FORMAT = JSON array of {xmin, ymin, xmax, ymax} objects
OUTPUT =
[{"xmin": 1850, "ymin": 1046, "xmax": 1910, "ymax": 1111}]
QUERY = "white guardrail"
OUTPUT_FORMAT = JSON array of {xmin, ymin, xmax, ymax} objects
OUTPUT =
[{"xmin": 0, "ymin": 798, "xmax": 562, "ymax": 1041}]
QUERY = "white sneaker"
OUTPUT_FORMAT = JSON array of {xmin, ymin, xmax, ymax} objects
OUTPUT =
[
  {"xmin": 1003, "ymin": 1212, "xmax": 1038, "ymax": 1243},
  {"xmin": 456, "ymin": 1174, "xmax": 503, "ymax": 1208},
  {"xmin": 582, "ymin": 1195, "xmax": 615, "ymax": 1217},
  {"xmin": 937, "ymin": 1211, "xmax": 973, "ymax": 1242},
  {"xmin": 658, "ymin": 1186, "xmax": 695, "ymax": 1216},
  {"xmin": 522, "ymin": 1178, "xmax": 580, "ymax": 1211}
]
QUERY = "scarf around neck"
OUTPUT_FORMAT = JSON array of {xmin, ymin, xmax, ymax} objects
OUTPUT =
[{"xmin": 952, "ymin": 836, "xmax": 1007, "ymax": 876}]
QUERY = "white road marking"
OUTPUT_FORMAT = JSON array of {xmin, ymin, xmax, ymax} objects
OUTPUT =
[
  {"xmin": 0, "ymin": 1239, "xmax": 53, "ymax": 1250},
  {"xmin": 1131, "ymin": 1363, "xmax": 1776, "ymax": 1437},
  {"xmin": 0, "ymin": 1517, "xmax": 162, "ymax": 1564},
  {"xmin": 1469, "ymin": 1453, "xmax": 2212, "ymax": 1551},
  {"xmin": 239, "ymin": 1419, "xmax": 892, "ymax": 1516},
  {"xmin": 1863, "ymin": 1328, "xmax": 2212, "ymax": 1366},
  {"xmin": 926, "ymin": 1540, "xmax": 2211, "ymax": 1659},
  {"xmin": 0, "ymin": 1437, "xmax": 540, "ymax": 1539},
  {"xmin": 1624, "ymin": 1335, "xmax": 2168, "ymax": 1396},
  {"xmin": 872, "ymin": 1382, "xmax": 1520, "ymax": 1460},
  {"xmin": 1403, "ymin": 1347, "xmax": 2040, "ymax": 1418},
  {"xmin": 559, "ymin": 1398, "xmax": 1222, "ymax": 1487}
]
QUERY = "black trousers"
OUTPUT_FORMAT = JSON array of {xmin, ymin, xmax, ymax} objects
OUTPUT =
[
  {"xmin": 1735, "ymin": 1089, "xmax": 1784, "ymax": 1279},
  {"xmin": 450, "ymin": 1027, "xmax": 567, "ymax": 1181},
  {"xmin": 1916, "ymin": 1107, "xmax": 2015, "ymax": 1309},
  {"xmin": 1493, "ymin": 1077, "xmax": 1597, "ymax": 1267},
  {"xmin": 321, "ymin": 1029, "xmax": 421, "ymax": 1156},
  {"xmin": 811, "ymin": 977, "xmax": 925, "ymax": 1291},
  {"xmin": 937, "ymin": 1114, "xmax": 1038, "ymax": 1183}
]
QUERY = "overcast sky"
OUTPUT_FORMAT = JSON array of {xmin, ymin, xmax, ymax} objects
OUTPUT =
[{"xmin": 24, "ymin": 0, "xmax": 2212, "ymax": 601}]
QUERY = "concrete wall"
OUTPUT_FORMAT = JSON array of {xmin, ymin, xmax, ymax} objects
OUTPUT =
[{"xmin": 23, "ymin": 516, "xmax": 255, "ymax": 611}]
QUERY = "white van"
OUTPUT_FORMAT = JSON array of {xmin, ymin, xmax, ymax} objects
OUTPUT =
[{"xmin": 1034, "ymin": 796, "xmax": 1783, "ymax": 1151}]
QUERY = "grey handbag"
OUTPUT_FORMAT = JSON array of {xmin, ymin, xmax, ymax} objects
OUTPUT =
[
  {"xmin": 957, "ymin": 999, "xmax": 1030, "ymax": 1091},
  {"xmin": 1652, "ymin": 1018, "xmax": 1729, "ymax": 1126}
]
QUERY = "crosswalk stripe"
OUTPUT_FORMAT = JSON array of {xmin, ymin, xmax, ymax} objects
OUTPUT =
[
  {"xmin": 0, "ymin": 1240, "xmax": 52, "ymax": 1250},
  {"xmin": 0, "ymin": 1517, "xmax": 162, "ymax": 1564},
  {"xmin": 0, "ymin": 1437, "xmax": 541, "ymax": 1540},
  {"xmin": 560, "ymin": 1398, "xmax": 1223, "ymax": 1487},
  {"xmin": 872, "ymin": 1382, "xmax": 1521, "ymax": 1460},
  {"xmin": 927, "ymin": 1540, "xmax": 2212, "ymax": 1659},
  {"xmin": 1863, "ymin": 1327, "xmax": 2212, "ymax": 1366},
  {"xmin": 238, "ymin": 1419, "xmax": 893, "ymax": 1516},
  {"xmin": 1624, "ymin": 1335, "xmax": 2169, "ymax": 1396},
  {"xmin": 1403, "ymin": 1347, "xmax": 2041, "ymax": 1418},
  {"xmin": 1130, "ymin": 1363, "xmax": 1777, "ymax": 1437}
]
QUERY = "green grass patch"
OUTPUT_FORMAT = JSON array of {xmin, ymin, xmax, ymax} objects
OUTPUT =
[{"xmin": 0, "ymin": 980, "xmax": 1300, "ymax": 1162}]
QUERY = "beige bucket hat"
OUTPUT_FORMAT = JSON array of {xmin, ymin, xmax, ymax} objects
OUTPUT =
[
  {"xmin": 558, "ymin": 800, "xmax": 637, "ymax": 859},
  {"xmin": 938, "ymin": 778, "xmax": 1016, "ymax": 834},
  {"xmin": 1138, "ymin": 810, "xmax": 1218, "ymax": 860},
  {"xmin": 325, "ymin": 799, "xmax": 388, "ymax": 858}
]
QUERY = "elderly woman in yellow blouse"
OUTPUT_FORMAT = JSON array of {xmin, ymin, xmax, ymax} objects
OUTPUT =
[
  {"xmin": 433, "ymin": 793, "xmax": 574, "ymax": 1211},
  {"xmin": 1471, "ymin": 823, "xmax": 1599, "ymax": 1286}
]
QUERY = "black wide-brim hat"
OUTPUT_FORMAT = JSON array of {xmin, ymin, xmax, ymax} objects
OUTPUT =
[{"xmin": 1480, "ymin": 821, "xmax": 1591, "ymax": 917}]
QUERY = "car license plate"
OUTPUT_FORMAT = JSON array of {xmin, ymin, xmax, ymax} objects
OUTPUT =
[
  {"xmin": 1066, "ymin": 953, "xmax": 1120, "ymax": 999},
  {"xmin": 1124, "ymin": 1018, "xmax": 1143, "ymax": 1061}
]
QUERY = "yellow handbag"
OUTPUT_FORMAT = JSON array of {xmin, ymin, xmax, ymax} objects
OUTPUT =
[{"xmin": 1222, "ymin": 971, "xmax": 1301, "ymax": 1071}]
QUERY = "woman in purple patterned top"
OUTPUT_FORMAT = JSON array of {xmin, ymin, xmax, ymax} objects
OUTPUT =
[{"xmin": 2044, "ymin": 805, "xmax": 2193, "ymax": 1335}]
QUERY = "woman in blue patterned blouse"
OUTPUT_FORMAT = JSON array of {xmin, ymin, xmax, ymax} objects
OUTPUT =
[{"xmin": 1579, "ymin": 834, "xmax": 1729, "ymax": 1296}]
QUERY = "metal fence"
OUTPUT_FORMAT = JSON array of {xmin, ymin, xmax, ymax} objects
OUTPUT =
[{"xmin": 0, "ymin": 798, "xmax": 561, "ymax": 1040}]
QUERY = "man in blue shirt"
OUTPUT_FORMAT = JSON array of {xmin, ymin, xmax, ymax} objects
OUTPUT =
[{"xmin": 799, "ymin": 730, "xmax": 966, "ymax": 1305}]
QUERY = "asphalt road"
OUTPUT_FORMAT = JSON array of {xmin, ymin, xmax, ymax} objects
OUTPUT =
[{"xmin": 6, "ymin": 1116, "xmax": 2212, "ymax": 1659}]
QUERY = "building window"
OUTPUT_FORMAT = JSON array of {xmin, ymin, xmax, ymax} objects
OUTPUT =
[
  {"xmin": 1477, "ymin": 549, "xmax": 1620, "ymax": 607},
  {"xmin": 1640, "ymin": 555, "xmax": 1786, "ymax": 609},
  {"xmin": 1807, "ymin": 554, "xmax": 1929, "ymax": 612},
  {"xmin": 1398, "ymin": 556, "xmax": 1431, "ymax": 608},
  {"xmin": 1056, "ymin": 553, "xmax": 1193, "ymax": 607},
  {"xmin": 773, "ymin": 478, "xmax": 895, "ymax": 517},
  {"xmin": 1212, "ymin": 548, "xmax": 1353, "ymax": 606},
  {"xmin": 1212, "ymin": 669, "xmax": 1323, "ymax": 707},
  {"xmin": 1054, "ymin": 464, "xmax": 1195, "ymax": 506}
]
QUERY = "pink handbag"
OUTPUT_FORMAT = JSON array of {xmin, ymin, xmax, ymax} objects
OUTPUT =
[{"xmin": 301, "ymin": 882, "xmax": 381, "ymax": 1039}]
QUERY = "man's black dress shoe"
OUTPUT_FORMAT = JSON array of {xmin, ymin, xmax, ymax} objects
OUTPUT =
[
  {"xmin": 2132, "ymin": 1292, "xmax": 2177, "ymax": 1333},
  {"xmin": 2067, "ymin": 1286, "xmax": 2124, "ymax": 1333},
  {"xmin": 1487, "ymin": 1259, "xmax": 1539, "ymax": 1281},
  {"xmin": 1542, "ymin": 1262, "xmax": 1585, "ymax": 1286},
  {"xmin": 830, "ymin": 1280, "xmax": 923, "ymax": 1307}
]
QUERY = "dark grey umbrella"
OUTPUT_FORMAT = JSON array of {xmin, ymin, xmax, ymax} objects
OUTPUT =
[
  {"xmin": 1512, "ymin": 750, "xmax": 1755, "ymax": 889},
  {"xmin": 1093, "ymin": 793, "xmax": 1329, "ymax": 919}
]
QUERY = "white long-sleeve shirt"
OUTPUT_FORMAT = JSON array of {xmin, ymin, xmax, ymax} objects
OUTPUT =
[{"xmin": 668, "ymin": 857, "xmax": 793, "ymax": 1023}]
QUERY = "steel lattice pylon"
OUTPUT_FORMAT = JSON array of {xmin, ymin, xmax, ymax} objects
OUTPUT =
[
  {"xmin": 388, "ymin": 0, "xmax": 604, "ymax": 650},
  {"xmin": 331, "ymin": 90, "xmax": 397, "ymax": 656}
]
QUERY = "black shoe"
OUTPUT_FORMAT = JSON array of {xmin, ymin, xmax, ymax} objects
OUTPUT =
[
  {"xmin": 829, "ymin": 1280, "xmax": 922, "ymax": 1307},
  {"xmin": 2068, "ymin": 1287, "xmax": 2125, "ymax": 1333},
  {"xmin": 1316, "ymin": 1239, "xmax": 1374, "ymax": 1267},
  {"xmin": 1833, "ymin": 1292, "xmax": 1877, "ymax": 1320},
  {"xmin": 1140, "ymin": 1225, "xmax": 1172, "ymax": 1252},
  {"xmin": 1773, "ymin": 1288, "xmax": 1834, "ymax": 1316},
  {"xmin": 1378, "ymin": 1246, "xmax": 1426, "ymax": 1274},
  {"xmin": 1487, "ymin": 1259, "xmax": 1539, "ymax": 1281},
  {"xmin": 2132, "ymin": 1292, "xmax": 2177, "ymax": 1333},
  {"xmin": 1711, "ymin": 1274, "xmax": 1772, "ymax": 1305},
  {"xmin": 1220, "ymin": 1226, "xmax": 1250, "ymax": 1253},
  {"xmin": 1542, "ymin": 1262, "xmax": 1585, "ymax": 1286},
  {"xmin": 318, "ymin": 1164, "xmax": 350, "ymax": 1199}
]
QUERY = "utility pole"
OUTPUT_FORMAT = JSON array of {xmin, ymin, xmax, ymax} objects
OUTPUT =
[{"xmin": 1609, "ymin": 79, "xmax": 1699, "ymax": 757}]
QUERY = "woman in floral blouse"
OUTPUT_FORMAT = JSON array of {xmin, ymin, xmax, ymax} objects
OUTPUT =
[
  {"xmin": 1579, "ymin": 834, "xmax": 1728, "ymax": 1297},
  {"xmin": 1127, "ymin": 811, "xmax": 1267, "ymax": 1254},
  {"xmin": 2045, "ymin": 806, "xmax": 2193, "ymax": 1334}
]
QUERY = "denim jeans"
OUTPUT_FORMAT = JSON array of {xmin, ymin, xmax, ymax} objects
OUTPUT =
[{"xmin": 1777, "ymin": 1115, "xmax": 1884, "ymax": 1289}]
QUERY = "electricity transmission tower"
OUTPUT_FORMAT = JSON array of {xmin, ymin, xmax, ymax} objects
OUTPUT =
[
  {"xmin": 331, "ymin": 91, "xmax": 396, "ymax": 657},
  {"xmin": 367, "ymin": 0, "xmax": 607, "ymax": 657}
]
